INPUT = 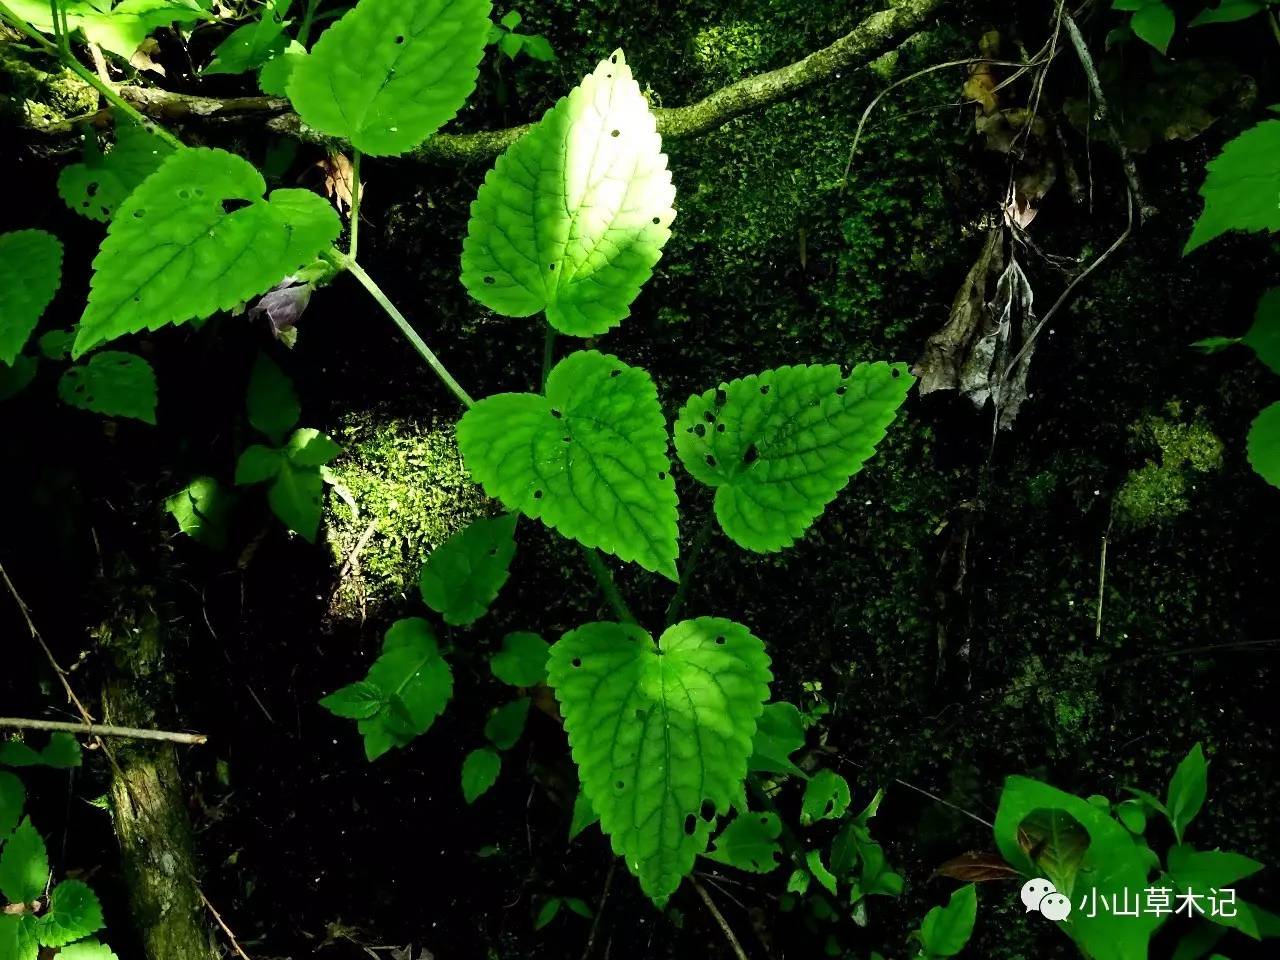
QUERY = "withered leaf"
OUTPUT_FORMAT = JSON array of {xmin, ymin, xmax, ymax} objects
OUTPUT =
[{"xmin": 934, "ymin": 851, "xmax": 1021, "ymax": 882}]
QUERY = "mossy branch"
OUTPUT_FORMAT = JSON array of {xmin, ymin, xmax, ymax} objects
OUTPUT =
[{"xmin": 17, "ymin": 0, "xmax": 943, "ymax": 164}]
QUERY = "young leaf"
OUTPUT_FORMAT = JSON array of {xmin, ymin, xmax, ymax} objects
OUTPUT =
[
  {"xmin": 1167, "ymin": 845, "xmax": 1263, "ymax": 889},
  {"xmin": 319, "ymin": 680, "xmax": 386, "ymax": 719},
  {"xmin": 490, "ymin": 631, "xmax": 550, "ymax": 687},
  {"xmin": 547, "ymin": 617, "xmax": 772, "ymax": 905},
  {"xmin": 0, "ymin": 230, "xmax": 62, "ymax": 366},
  {"xmin": 1130, "ymin": 2, "xmax": 1176, "ymax": 53},
  {"xmin": 204, "ymin": 0, "xmax": 291, "ymax": 75},
  {"xmin": 674, "ymin": 363, "xmax": 913, "ymax": 553},
  {"xmin": 1115, "ymin": 798, "xmax": 1147, "ymax": 834},
  {"xmin": 58, "ymin": 351, "xmax": 158, "ymax": 424},
  {"xmin": 0, "ymin": 817, "xmax": 49, "ymax": 904},
  {"xmin": 57, "ymin": 118, "xmax": 176, "ymax": 223},
  {"xmin": 919, "ymin": 884, "xmax": 978, "ymax": 958},
  {"xmin": 1242, "ymin": 288, "xmax": 1280, "ymax": 374},
  {"xmin": 533, "ymin": 897, "xmax": 561, "ymax": 930},
  {"xmin": 460, "ymin": 50, "xmax": 676, "ymax": 336},
  {"xmin": 0, "ymin": 772, "xmax": 24, "ymax": 837},
  {"xmin": 419, "ymin": 514, "xmax": 518, "ymax": 626},
  {"xmin": 74, "ymin": 148, "xmax": 340, "ymax": 357},
  {"xmin": 267, "ymin": 459, "xmax": 326, "ymax": 541},
  {"xmin": 483, "ymin": 697, "xmax": 530, "ymax": 750},
  {"xmin": 563, "ymin": 897, "xmax": 593, "ymax": 919},
  {"xmin": 1166, "ymin": 743, "xmax": 1208, "ymax": 843},
  {"xmin": 235, "ymin": 445, "xmax": 284, "ymax": 485},
  {"xmin": 35, "ymin": 879, "xmax": 105, "ymax": 948},
  {"xmin": 457, "ymin": 351, "xmax": 679, "ymax": 579},
  {"xmin": 800, "ymin": 770, "xmax": 851, "ymax": 825},
  {"xmin": 1190, "ymin": 1, "xmax": 1265, "ymax": 26},
  {"xmin": 246, "ymin": 353, "xmax": 300, "ymax": 440},
  {"xmin": 1185, "ymin": 118, "xmax": 1280, "ymax": 254},
  {"xmin": 258, "ymin": 39, "xmax": 307, "ymax": 96},
  {"xmin": 285, "ymin": 428, "xmax": 342, "ymax": 467},
  {"xmin": 704, "ymin": 811, "xmax": 782, "ymax": 873},
  {"xmin": 165, "ymin": 476, "xmax": 234, "ymax": 549},
  {"xmin": 461, "ymin": 747, "xmax": 501, "ymax": 803},
  {"xmin": 1248, "ymin": 402, "xmax": 1280, "ymax": 488},
  {"xmin": 286, "ymin": 0, "xmax": 492, "ymax": 156},
  {"xmin": 748, "ymin": 701, "xmax": 807, "ymax": 777},
  {"xmin": 568, "ymin": 790, "xmax": 599, "ymax": 841},
  {"xmin": 521, "ymin": 34, "xmax": 555, "ymax": 61}
]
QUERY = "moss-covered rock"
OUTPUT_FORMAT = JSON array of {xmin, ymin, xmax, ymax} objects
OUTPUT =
[{"xmin": 1115, "ymin": 403, "xmax": 1224, "ymax": 529}]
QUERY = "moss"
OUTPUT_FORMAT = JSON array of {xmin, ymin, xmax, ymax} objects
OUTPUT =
[
  {"xmin": 0, "ymin": 47, "xmax": 96, "ymax": 125},
  {"xmin": 324, "ymin": 412, "xmax": 487, "ymax": 617},
  {"xmin": 1114, "ymin": 405, "xmax": 1224, "ymax": 529}
]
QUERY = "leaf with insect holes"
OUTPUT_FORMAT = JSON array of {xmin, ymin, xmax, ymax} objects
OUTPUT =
[
  {"xmin": 1248, "ymin": 402, "xmax": 1280, "ymax": 489},
  {"xmin": 57, "ymin": 118, "xmax": 176, "ymax": 223},
  {"xmin": 0, "ymin": 772, "xmax": 24, "ymax": 837},
  {"xmin": 58, "ymin": 351, "xmax": 157, "ymax": 424},
  {"xmin": 461, "ymin": 50, "xmax": 675, "ymax": 336},
  {"xmin": 1185, "ymin": 116, "xmax": 1280, "ymax": 254},
  {"xmin": 457, "ymin": 350, "xmax": 679, "ymax": 579},
  {"xmin": 419, "ymin": 514, "xmax": 518, "ymax": 626},
  {"xmin": 675, "ymin": 363, "xmax": 913, "ymax": 553},
  {"xmin": 287, "ymin": 0, "xmax": 491, "ymax": 156},
  {"xmin": 0, "ymin": 817, "xmax": 48, "ymax": 904},
  {"xmin": 704, "ymin": 811, "xmax": 782, "ymax": 873},
  {"xmin": 800, "ymin": 770, "xmax": 851, "ymax": 825},
  {"xmin": 74, "ymin": 148, "xmax": 340, "ymax": 357},
  {"xmin": 490, "ymin": 631, "xmax": 550, "ymax": 687},
  {"xmin": 461, "ymin": 747, "xmax": 501, "ymax": 803},
  {"xmin": 0, "ymin": 230, "xmax": 61, "ymax": 366},
  {"xmin": 35, "ymin": 880, "xmax": 104, "ymax": 948},
  {"xmin": 548, "ymin": 618, "xmax": 772, "ymax": 905}
]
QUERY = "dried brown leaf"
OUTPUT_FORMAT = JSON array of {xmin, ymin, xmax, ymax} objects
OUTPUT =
[{"xmin": 934, "ymin": 851, "xmax": 1021, "ymax": 882}]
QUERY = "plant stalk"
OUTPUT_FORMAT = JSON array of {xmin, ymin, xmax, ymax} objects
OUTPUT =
[
  {"xmin": 348, "ymin": 149, "xmax": 362, "ymax": 260},
  {"xmin": 664, "ymin": 512, "xmax": 715, "ymax": 626}
]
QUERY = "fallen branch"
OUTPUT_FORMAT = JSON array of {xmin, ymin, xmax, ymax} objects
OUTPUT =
[
  {"xmin": 22, "ymin": 0, "xmax": 944, "ymax": 164},
  {"xmin": 691, "ymin": 878, "xmax": 750, "ymax": 960},
  {"xmin": 0, "ymin": 716, "xmax": 207, "ymax": 746}
]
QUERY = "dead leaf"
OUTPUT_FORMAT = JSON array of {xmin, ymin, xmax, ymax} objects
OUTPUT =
[
  {"xmin": 934, "ymin": 851, "xmax": 1021, "ymax": 882},
  {"xmin": 130, "ymin": 38, "xmax": 165, "ymax": 76},
  {"xmin": 313, "ymin": 152, "xmax": 363, "ymax": 218},
  {"xmin": 915, "ymin": 226, "xmax": 1003, "ymax": 396}
]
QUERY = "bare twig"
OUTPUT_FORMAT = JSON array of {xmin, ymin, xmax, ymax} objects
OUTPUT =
[
  {"xmin": 1094, "ymin": 515, "xmax": 1114, "ymax": 641},
  {"xmin": 194, "ymin": 883, "xmax": 253, "ymax": 960},
  {"xmin": 691, "ymin": 878, "xmax": 750, "ymax": 960},
  {"xmin": 579, "ymin": 860, "xmax": 616, "ymax": 960},
  {"xmin": 830, "ymin": 753, "xmax": 995, "ymax": 829},
  {"xmin": 0, "ymin": 717, "xmax": 207, "ymax": 745}
]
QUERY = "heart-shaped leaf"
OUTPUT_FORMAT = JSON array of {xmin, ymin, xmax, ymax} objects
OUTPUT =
[
  {"xmin": 35, "ymin": 879, "xmax": 104, "ymax": 948},
  {"xmin": 58, "ymin": 350, "xmax": 158, "ymax": 424},
  {"xmin": 457, "ymin": 350, "xmax": 679, "ymax": 578},
  {"xmin": 548, "ymin": 617, "xmax": 772, "ymax": 905},
  {"xmin": 0, "ymin": 230, "xmax": 62, "ymax": 365},
  {"xmin": 490, "ymin": 631, "xmax": 550, "ymax": 687},
  {"xmin": 287, "ymin": 0, "xmax": 492, "ymax": 156},
  {"xmin": 1185, "ymin": 118, "xmax": 1280, "ymax": 254},
  {"xmin": 74, "ymin": 148, "xmax": 340, "ymax": 356},
  {"xmin": 674, "ymin": 362, "xmax": 913, "ymax": 552},
  {"xmin": 461, "ymin": 50, "xmax": 675, "ymax": 336}
]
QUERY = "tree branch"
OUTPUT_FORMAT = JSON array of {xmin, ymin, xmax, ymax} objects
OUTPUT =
[{"xmin": 25, "ymin": 0, "xmax": 943, "ymax": 164}]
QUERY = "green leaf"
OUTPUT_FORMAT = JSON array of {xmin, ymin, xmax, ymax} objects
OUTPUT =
[
  {"xmin": 1167, "ymin": 844, "xmax": 1263, "ymax": 889},
  {"xmin": 167, "ymin": 477, "xmax": 233, "ymax": 549},
  {"xmin": 57, "ymin": 118, "xmax": 175, "ymax": 223},
  {"xmin": 1242, "ymin": 288, "xmax": 1280, "ymax": 374},
  {"xmin": 497, "ymin": 30, "xmax": 522, "ymax": 58},
  {"xmin": 285, "ymin": 427, "xmax": 342, "ymax": 467},
  {"xmin": 235, "ymin": 445, "xmax": 284, "ymax": 485},
  {"xmin": 996, "ymin": 776, "xmax": 1162, "ymax": 960},
  {"xmin": 919, "ymin": 884, "xmax": 978, "ymax": 958},
  {"xmin": 0, "ymin": 230, "xmax": 62, "ymax": 366},
  {"xmin": 1248, "ymin": 402, "xmax": 1280, "ymax": 488},
  {"xmin": 286, "ymin": 0, "xmax": 491, "ymax": 156},
  {"xmin": 521, "ymin": 33, "xmax": 555, "ymax": 61},
  {"xmin": 246, "ymin": 353, "xmax": 300, "ymax": 440},
  {"xmin": 564, "ymin": 897, "xmax": 593, "ymax": 919},
  {"xmin": 37, "ymin": 734, "xmax": 81, "ymax": 770},
  {"xmin": 1017, "ymin": 807, "xmax": 1091, "ymax": 895},
  {"xmin": 339, "ymin": 618, "xmax": 453, "ymax": 761},
  {"xmin": 58, "ymin": 350, "xmax": 157, "ymax": 424},
  {"xmin": 74, "ymin": 148, "xmax": 340, "ymax": 356},
  {"xmin": 675, "ymin": 363, "xmax": 913, "ymax": 552},
  {"xmin": 806, "ymin": 849, "xmax": 837, "ymax": 895},
  {"xmin": 319, "ymin": 680, "xmax": 386, "ymax": 719},
  {"xmin": 800, "ymin": 770, "xmax": 851, "ymax": 825},
  {"xmin": 1190, "ymin": 335, "xmax": 1241, "ymax": 354},
  {"xmin": 0, "ymin": 356, "xmax": 38, "ymax": 402},
  {"xmin": 490, "ymin": 631, "xmax": 550, "ymax": 687},
  {"xmin": 419, "ymin": 514, "xmax": 518, "ymax": 626},
  {"xmin": 568, "ymin": 790, "xmax": 599, "ymax": 841},
  {"xmin": 267, "ymin": 459, "xmax": 325, "ymax": 540},
  {"xmin": 1131, "ymin": 2, "xmax": 1176, "ymax": 52},
  {"xmin": 786, "ymin": 868, "xmax": 810, "ymax": 895},
  {"xmin": 460, "ymin": 50, "xmax": 675, "ymax": 336},
  {"xmin": 1190, "ymin": 1, "xmax": 1265, "ymax": 25},
  {"xmin": 1172, "ymin": 923, "xmax": 1228, "ymax": 960},
  {"xmin": 533, "ymin": 897, "xmax": 561, "ymax": 930},
  {"xmin": 1167, "ymin": 743, "xmax": 1208, "ymax": 843},
  {"xmin": 547, "ymin": 617, "xmax": 772, "ymax": 905},
  {"xmin": 0, "ymin": 772, "xmax": 24, "ymax": 837},
  {"xmin": 461, "ymin": 747, "xmax": 501, "ymax": 803},
  {"xmin": 0, "ymin": 817, "xmax": 48, "ymax": 904},
  {"xmin": 748, "ymin": 701, "xmax": 807, "ymax": 778},
  {"xmin": 1115, "ymin": 798, "xmax": 1147, "ymax": 834},
  {"xmin": 499, "ymin": 9, "xmax": 520, "ymax": 28},
  {"xmin": 204, "ymin": 0, "xmax": 290, "ymax": 75},
  {"xmin": 0, "ymin": 742, "xmax": 42, "ymax": 767},
  {"xmin": 704, "ymin": 811, "xmax": 782, "ymax": 873},
  {"xmin": 5, "ymin": 0, "xmax": 207, "ymax": 60},
  {"xmin": 457, "ymin": 350, "xmax": 679, "ymax": 578},
  {"xmin": 258, "ymin": 39, "xmax": 306, "ymax": 96},
  {"xmin": 35, "ymin": 879, "xmax": 104, "ymax": 948},
  {"xmin": 53, "ymin": 939, "xmax": 120, "ymax": 960},
  {"xmin": 1185, "ymin": 118, "xmax": 1280, "ymax": 253},
  {"xmin": 0, "ymin": 915, "xmax": 37, "ymax": 960},
  {"xmin": 484, "ymin": 698, "xmax": 530, "ymax": 750}
]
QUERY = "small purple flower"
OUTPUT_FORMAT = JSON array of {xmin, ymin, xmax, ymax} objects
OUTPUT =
[{"xmin": 249, "ymin": 276, "xmax": 313, "ymax": 342}]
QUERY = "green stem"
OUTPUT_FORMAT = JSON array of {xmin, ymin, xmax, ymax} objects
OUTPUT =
[
  {"xmin": 335, "ymin": 254, "xmax": 476, "ymax": 408},
  {"xmin": 540, "ymin": 326, "xmax": 556, "ymax": 390},
  {"xmin": 582, "ymin": 549, "xmax": 635, "ymax": 623},
  {"xmin": 296, "ymin": 0, "xmax": 321, "ymax": 46},
  {"xmin": 664, "ymin": 512, "xmax": 715, "ymax": 626},
  {"xmin": 348, "ymin": 149, "xmax": 362, "ymax": 260}
]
